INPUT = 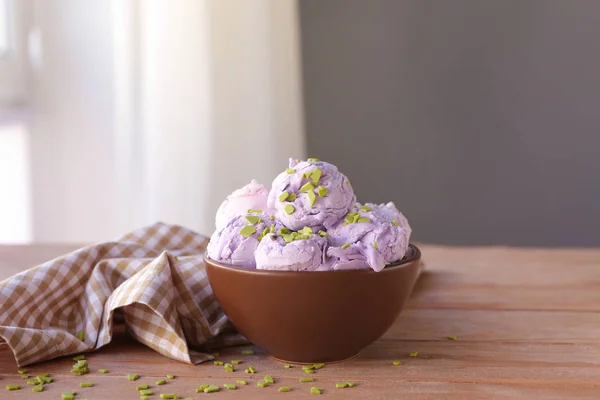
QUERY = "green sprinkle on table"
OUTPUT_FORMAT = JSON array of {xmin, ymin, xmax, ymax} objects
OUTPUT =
[
  {"xmin": 299, "ymin": 377, "xmax": 314, "ymax": 383},
  {"xmin": 128, "ymin": 374, "xmax": 140, "ymax": 381},
  {"xmin": 79, "ymin": 382, "xmax": 93, "ymax": 387},
  {"xmin": 264, "ymin": 375, "xmax": 274, "ymax": 384},
  {"xmin": 310, "ymin": 386, "xmax": 322, "ymax": 395},
  {"xmin": 239, "ymin": 225, "xmax": 257, "ymax": 237},
  {"xmin": 156, "ymin": 379, "xmax": 167, "ymax": 385},
  {"xmin": 223, "ymin": 383, "xmax": 237, "ymax": 390},
  {"xmin": 26, "ymin": 379, "xmax": 37, "ymax": 385},
  {"xmin": 98, "ymin": 369, "xmax": 109, "ymax": 373},
  {"xmin": 204, "ymin": 385, "xmax": 220, "ymax": 393},
  {"xmin": 257, "ymin": 380, "xmax": 268, "ymax": 388},
  {"xmin": 231, "ymin": 360, "xmax": 243, "ymax": 365},
  {"xmin": 36, "ymin": 373, "xmax": 48, "ymax": 378},
  {"xmin": 43, "ymin": 377, "xmax": 53, "ymax": 383},
  {"xmin": 17, "ymin": 369, "xmax": 26, "ymax": 374},
  {"xmin": 393, "ymin": 360, "xmax": 402, "ymax": 365},
  {"xmin": 346, "ymin": 382, "xmax": 356, "ymax": 387},
  {"xmin": 32, "ymin": 385, "xmax": 43, "ymax": 392},
  {"xmin": 447, "ymin": 335, "xmax": 457, "ymax": 340},
  {"xmin": 279, "ymin": 386, "xmax": 292, "ymax": 392},
  {"xmin": 236, "ymin": 380, "xmax": 247, "ymax": 385},
  {"xmin": 6, "ymin": 384, "xmax": 20, "ymax": 391},
  {"xmin": 213, "ymin": 360, "xmax": 224, "ymax": 365},
  {"xmin": 336, "ymin": 382, "xmax": 349, "ymax": 388},
  {"xmin": 140, "ymin": 389, "xmax": 153, "ymax": 396},
  {"xmin": 61, "ymin": 395, "xmax": 74, "ymax": 400},
  {"xmin": 313, "ymin": 363, "xmax": 325, "ymax": 369},
  {"xmin": 284, "ymin": 364, "xmax": 292, "ymax": 369},
  {"xmin": 410, "ymin": 352, "xmax": 419, "ymax": 357},
  {"xmin": 136, "ymin": 384, "xmax": 149, "ymax": 390},
  {"xmin": 160, "ymin": 394, "xmax": 176, "ymax": 399},
  {"xmin": 20, "ymin": 375, "xmax": 29, "ymax": 379}
]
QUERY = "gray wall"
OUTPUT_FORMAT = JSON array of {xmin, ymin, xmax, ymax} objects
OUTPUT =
[{"xmin": 299, "ymin": 0, "xmax": 600, "ymax": 247}]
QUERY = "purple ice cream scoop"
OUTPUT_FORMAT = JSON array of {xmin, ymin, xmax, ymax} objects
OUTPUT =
[
  {"xmin": 207, "ymin": 212, "xmax": 283, "ymax": 268},
  {"xmin": 326, "ymin": 202, "xmax": 412, "ymax": 272},
  {"xmin": 267, "ymin": 158, "xmax": 356, "ymax": 231},
  {"xmin": 255, "ymin": 229, "xmax": 328, "ymax": 271}
]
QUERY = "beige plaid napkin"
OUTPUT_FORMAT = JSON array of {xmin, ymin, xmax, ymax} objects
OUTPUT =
[{"xmin": 0, "ymin": 223, "xmax": 247, "ymax": 367}]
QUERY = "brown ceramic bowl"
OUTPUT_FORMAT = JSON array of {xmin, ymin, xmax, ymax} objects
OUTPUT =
[{"xmin": 204, "ymin": 244, "xmax": 421, "ymax": 364}]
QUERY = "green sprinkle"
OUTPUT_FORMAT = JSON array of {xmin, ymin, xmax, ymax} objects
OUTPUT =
[
  {"xmin": 264, "ymin": 375, "xmax": 274, "ymax": 384},
  {"xmin": 196, "ymin": 384, "xmax": 210, "ymax": 392},
  {"xmin": 236, "ymin": 380, "xmax": 247, "ymax": 385},
  {"xmin": 310, "ymin": 386, "xmax": 322, "ymax": 395},
  {"xmin": 98, "ymin": 369, "xmax": 109, "ymax": 373},
  {"xmin": 269, "ymin": 224, "xmax": 276, "ymax": 234},
  {"xmin": 299, "ymin": 377, "xmax": 314, "ymax": 383},
  {"xmin": 391, "ymin": 219, "xmax": 398, "ymax": 226},
  {"xmin": 346, "ymin": 382, "xmax": 356, "ymax": 387},
  {"xmin": 284, "ymin": 204, "xmax": 295, "ymax": 215},
  {"xmin": 286, "ymin": 168, "xmax": 296, "ymax": 174},
  {"xmin": 284, "ymin": 364, "xmax": 292, "ymax": 369},
  {"xmin": 313, "ymin": 363, "xmax": 325, "ymax": 369},
  {"xmin": 282, "ymin": 234, "xmax": 294, "ymax": 243},
  {"xmin": 242, "ymin": 349, "xmax": 255, "ymax": 355},
  {"xmin": 21, "ymin": 375, "xmax": 29, "ymax": 379},
  {"xmin": 139, "ymin": 389, "xmax": 153, "ymax": 396},
  {"xmin": 156, "ymin": 379, "xmax": 167, "ymax": 385},
  {"xmin": 345, "ymin": 179, "xmax": 350, "ymax": 185},
  {"xmin": 247, "ymin": 209, "xmax": 263, "ymax": 213},
  {"xmin": 317, "ymin": 186, "xmax": 328, "ymax": 197},
  {"xmin": 6, "ymin": 384, "xmax": 20, "ymax": 391},
  {"xmin": 310, "ymin": 167, "xmax": 323, "ymax": 183},
  {"xmin": 269, "ymin": 215, "xmax": 275, "ymax": 220},
  {"xmin": 61, "ymin": 395, "xmax": 74, "ymax": 400},
  {"xmin": 245, "ymin": 215, "xmax": 260, "ymax": 224},
  {"xmin": 204, "ymin": 385, "xmax": 221, "ymax": 393},
  {"xmin": 373, "ymin": 241, "xmax": 379, "ymax": 250},
  {"xmin": 318, "ymin": 230, "xmax": 328, "ymax": 237},
  {"xmin": 17, "ymin": 369, "xmax": 26, "ymax": 374},
  {"xmin": 336, "ymin": 382, "xmax": 349, "ymax": 388},
  {"xmin": 288, "ymin": 192, "xmax": 297, "ymax": 201},
  {"xmin": 302, "ymin": 172, "xmax": 311, "ymax": 179},
  {"xmin": 32, "ymin": 385, "xmax": 43, "ymax": 392},
  {"xmin": 278, "ymin": 227, "xmax": 290, "ymax": 235},
  {"xmin": 279, "ymin": 191, "xmax": 290, "ymax": 202},
  {"xmin": 128, "ymin": 374, "xmax": 140, "ymax": 381},
  {"xmin": 410, "ymin": 352, "xmax": 419, "ymax": 357},
  {"xmin": 257, "ymin": 227, "xmax": 269, "ymax": 241},
  {"xmin": 245, "ymin": 366, "xmax": 257, "ymax": 374},
  {"xmin": 341, "ymin": 243, "xmax": 350, "ymax": 249},
  {"xmin": 72, "ymin": 355, "xmax": 85, "ymax": 361},
  {"xmin": 213, "ymin": 360, "xmax": 224, "ymax": 366},
  {"xmin": 257, "ymin": 380, "xmax": 268, "ymax": 388},
  {"xmin": 302, "ymin": 366, "xmax": 315, "ymax": 374},
  {"xmin": 76, "ymin": 330, "xmax": 84, "ymax": 341},
  {"xmin": 43, "ymin": 377, "xmax": 53, "ymax": 384},
  {"xmin": 300, "ymin": 182, "xmax": 314, "ymax": 193},
  {"xmin": 447, "ymin": 335, "xmax": 457, "ymax": 340},
  {"xmin": 34, "ymin": 376, "xmax": 44, "ymax": 385},
  {"xmin": 307, "ymin": 190, "xmax": 316, "ymax": 207},
  {"xmin": 136, "ymin": 384, "xmax": 149, "ymax": 390},
  {"xmin": 79, "ymin": 382, "xmax": 93, "ymax": 387},
  {"xmin": 166, "ymin": 374, "xmax": 175, "ymax": 379},
  {"xmin": 26, "ymin": 379, "xmax": 37, "ymax": 386},
  {"xmin": 353, "ymin": 214, "xmax": 360, "ymax": 223},
  {"xmin": 223, "ymin": 383, "xmax": 237, "ymax": 390},
  {"xmin": 224, "ymin": 365, "xmax": 234, "ymax": 372},
  {"xmin": 360, "ymin": 205, "xmax": 372, "ymax": 212},
  {"xmin": 239, "ymin": 225, "xmax": 257, "ymax": 237},
  {"xmin": 36, "ymin": 373, "xmax": 48, "ymax": 378},
  {"xmin": 307, "ymin": 158, "xmax": 319, "ymax": 162},
  {"xmin": 357, "ymin": 217, "xmax": 370, "ymax": 223},
  {"xmin": 160, "ymin": 395, "xmax": 176, "ymax": 399},
  {"xmin": 392, "ymin": 360, "xmax": 402, "ymax": 365},
  {"xmin": 231, "ymin": 360, "xmax": 243, "ymax": 365},
  {"xmin": 279, "ymin": 386, "xmax": 292, "ymax": 392}
]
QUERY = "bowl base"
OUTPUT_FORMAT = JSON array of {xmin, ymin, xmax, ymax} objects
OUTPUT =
[{"xmin": 268, "ymin": 353, "xmax": 358, "ymax": 365}]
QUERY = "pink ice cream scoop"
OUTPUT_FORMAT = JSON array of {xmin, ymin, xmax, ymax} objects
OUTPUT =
[
  {"xmin": 215, "ymin": 180, "xmax": 272, "ymax": 232},
  {"xmin": 326, "ymin": 202, "xmax": 412, "ymax": 272},
  {"xmin": 207, "ymin": 211, "xmax": 283, "ymax": 268},
  {"xmin": 255, "ymin": 228, "xmax": 328, "ymax": 271},
  {"xmin": 267, "ymin": 158, "xmax": 356, "ymax": 231}
]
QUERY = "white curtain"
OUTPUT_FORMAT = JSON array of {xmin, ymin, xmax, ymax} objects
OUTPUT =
[{"xmin": 28, "ymin": 0, "xmax": 305, "ymax": 242}]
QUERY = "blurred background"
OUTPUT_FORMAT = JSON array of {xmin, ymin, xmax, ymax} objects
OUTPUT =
[{"xmin": 0, "ymin": 0, "xmax": 598, "ymax": 246}]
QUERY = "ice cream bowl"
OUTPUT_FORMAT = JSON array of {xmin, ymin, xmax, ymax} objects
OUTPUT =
[{"xmin": 204, "ymin": 244, "xmax": 422, "ymax": 364}]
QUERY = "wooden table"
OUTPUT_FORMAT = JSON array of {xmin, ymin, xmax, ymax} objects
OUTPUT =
[{"xmin": 1, "ymin": 244, "xmax": 599, "ymax": 399}]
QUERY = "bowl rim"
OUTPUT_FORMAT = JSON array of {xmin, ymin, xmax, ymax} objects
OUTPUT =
[{"xmin": 203, "ymin": 243, "xmax": 421, "ymax": 276}]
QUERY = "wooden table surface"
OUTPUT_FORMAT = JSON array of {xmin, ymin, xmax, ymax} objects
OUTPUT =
[{"xmin": 1, "ymin": 244, "xmax": 599, "ymax": 399}]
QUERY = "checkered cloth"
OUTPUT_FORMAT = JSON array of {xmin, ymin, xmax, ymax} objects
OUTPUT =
[{"xmin": 0, "ymin": 223, "xmax": 247, "ymax": 367}]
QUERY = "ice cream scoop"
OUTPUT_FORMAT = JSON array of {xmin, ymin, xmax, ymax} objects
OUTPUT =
[
  {"xmin": 267, "ymin": 158, "xmax": 356, "ymax": 231},
  {"xmin": 207, "ymin": 211, "xmax": 282, "ymax": 268},
  {"xmin": 215, "ymin": 180, "xmax": 271, "ymax": 231},
  {"xmin": 327, "ymin": 202, "xmax": 412, "ymax": 272},
  {"xmin": 255, "ymin": 227, "xmax": 328, "ymax": 271}
]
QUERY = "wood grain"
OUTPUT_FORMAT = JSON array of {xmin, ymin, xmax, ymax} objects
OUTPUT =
[{"xmin": 1, "ymin": 244, "xmax": 599, "ymax": 399}]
